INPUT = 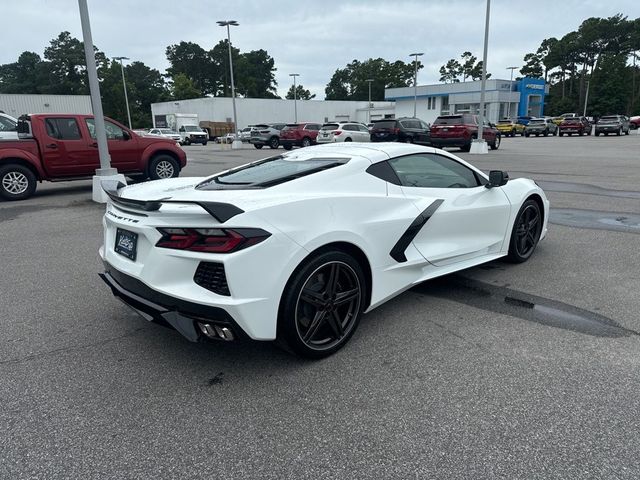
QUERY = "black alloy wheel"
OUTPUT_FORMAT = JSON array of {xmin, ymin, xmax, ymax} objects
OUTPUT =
[
  {"xmin": 507, "ymin": 199, "xmax": 543, "ymax": 263},
  {"xmin": 269, "ymin": 136, "xmax": 279, "ymax": 149},
  {"xmin": 301, "ymin": 137, "xmax": 311, "ymax": 147},
  {"xmin": 254, "ymin": 143, "xmax": 263, "ymax": 149},
  {"xmin": 278, "ymin": 251, "xmax": 366, "ymax": 358},
  {"xmin": 490, "ymin": 134, "xmax": 501, "ymax": 150}
]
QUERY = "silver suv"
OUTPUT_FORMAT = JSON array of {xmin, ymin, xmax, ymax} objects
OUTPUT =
[
  {"xmin": 524, "ymin": 118, "xmax": 557, "ymax": 137},
  {"xmin": 249, "ymin": 123, "xmax": 287, "ymax": 149},
  {"xmin": 595, "ymin": 115, "xmax": 630, "ymax": 136}
]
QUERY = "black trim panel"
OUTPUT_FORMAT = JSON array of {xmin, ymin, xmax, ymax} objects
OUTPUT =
[
  {"xmin": 389, "ymin": 199, "xmax": 444, "ymax": 262},
  {"xmin": 102, "ymin": 181, "xmax": 244, "ymax": 223}
]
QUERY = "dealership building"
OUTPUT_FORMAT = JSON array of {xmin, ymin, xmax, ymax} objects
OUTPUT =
[
  {"xmin": 0, "ymin": 93, "xmax": 92, "ymax": 117},
  {"xmin": 385, "ymin": 77, "xmax": 547, "ymax": 124}
]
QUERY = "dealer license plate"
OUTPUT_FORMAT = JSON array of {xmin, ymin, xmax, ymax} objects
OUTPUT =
[{"xmin": 115, "ymin": 228, "xmax": 138, "ymax": 261}]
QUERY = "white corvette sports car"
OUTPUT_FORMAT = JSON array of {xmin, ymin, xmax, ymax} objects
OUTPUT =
[{"xmin": 99, "ymin": 143, "xmax": 549, "ymax": 358}]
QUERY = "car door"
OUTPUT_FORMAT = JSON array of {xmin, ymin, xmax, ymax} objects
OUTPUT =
[
  {"xmin": 84, "ymin": 118, "xmax": 139, "ymax": 172},
  {"xmin": 387, "ymin": 153, "xmax": 512, "ymax": 266},
  {"xmin": 41, "ymin": 117, "xmax": 93, "ymax": 176}
]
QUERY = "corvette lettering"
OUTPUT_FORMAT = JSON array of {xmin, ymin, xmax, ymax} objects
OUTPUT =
[{"xmin": 107, "ymin": 210, "xmax": 139, "ymax": 223}]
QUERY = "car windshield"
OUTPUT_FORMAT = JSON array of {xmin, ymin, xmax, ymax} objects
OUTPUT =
[
  {"xmin": 321, "ymin": 124, "xmax": 340, "ymax": 130},
  {"xmin": 433, "ymin": 116, "xmax": 463, "ymax": 125},
  {"xmin": 184, "ymin": 125, "xmax": 200, "ymax": 132},
  {"xmin": 196, "ymin": 156, "xmax": 350, "ymax": 190}
]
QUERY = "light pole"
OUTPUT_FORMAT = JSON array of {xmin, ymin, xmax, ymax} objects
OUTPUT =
[
  {"xmin": 506, "ymin": 66, "xmax": 517, "ymax": 120},
  {"xmin": 217, "ymin": 20, "xmax": 240, "ymax": 148},
  {"xmin": 113, "ymin": 56, "xmax": 132, "ymax": 129},
  {"xmin": 289, "ymin": 73, "xmax": 300, "ymax": 123},
  {"xmin": 78, "ymin": 0, "xmax": 125, "ymax": 203},
  {"xmin": 583, "ymin": 80, "xmax": 590, "ymax": 118},
  {"xmin": 409, "ymin": 53, "xmax": 424, "ymax": 117},
  {"xmin": 366, "ymin": 79, "xmax": 374, "ymax": 123},
  {"xmin": 470, "ymin": 0, "xmax": 491, "ymax": 154}
]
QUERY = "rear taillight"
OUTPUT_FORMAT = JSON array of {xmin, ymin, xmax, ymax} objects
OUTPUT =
[
  {"xmin": 393, "ymin": 128, "xmax": 400, "ymax": 134},
  {"xmin": 156, "ymin": 228, "xmax": 270, "ymax": 253},
  {"xmin": 333, "ymin": 130, "xmax": 342, "ymax": 135}
]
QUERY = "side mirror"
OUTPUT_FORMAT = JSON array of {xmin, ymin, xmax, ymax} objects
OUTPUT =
[
  {"xmin": 486, "ymin": 170, "xmax": 509, "ymax": 189},
  {"xmin": 122, "ymin": 130, "xmax": 131, "ymax": 140}
]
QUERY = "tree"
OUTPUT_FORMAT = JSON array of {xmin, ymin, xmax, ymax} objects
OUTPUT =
[
  {"xmin": 171, "ymin": 73, "xmax": 201, "ymax": 100},
  {"xmin": 235, "ymin": 49, "xmax": 279, "ymax": 98},
  {"xmin": 439, "ymin": 59, "xmax": 462, "ymax": 83},
  {"xmin": 286, "ymin": 84, "xmax": 315, "ymax": 100},
  {"xmin": 460, "ymin": 52, "xmax": 477, "ymax": 81},
  {"xmin": 166, "ymin": 41, "xmax": 217, "ymax": 95},
  {"xmin": 520, "ymin": 52, "xmax": 543, "ymax": 78},
  {"xmin": 325, "ymin": 58, "xmax": 419, "ymax": 100}
]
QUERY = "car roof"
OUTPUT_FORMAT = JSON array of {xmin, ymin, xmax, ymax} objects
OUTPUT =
[{"xmin": 296, "ymin": 142, "xmax": 455, "ymax": 164}]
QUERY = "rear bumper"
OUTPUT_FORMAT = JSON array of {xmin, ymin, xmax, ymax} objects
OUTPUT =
[
  {"xmin": 100, "ymin": 263, "xmax": 244, "ymax": 342},
  {"xmin": 429, "ymin": 137, "xmax": 469, "ymax": 147}
]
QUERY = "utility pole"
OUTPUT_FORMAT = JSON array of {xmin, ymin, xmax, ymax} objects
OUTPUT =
[
  {"xmin": 367, "ymin": 79, "xmax": 374, "ymax": 123},
  {"xmin": 583, "ymin": 80, "xmax": 590, "ymax": 118},
  {"xmin": 470, "ymin": 0, "xmax": 491, "ymax": 154},
  {"xmin": 289, "ymin": 73, "xmax": 300, "ymax": 123},
  {"xmin": 409, "ymin": 53, "xmax": 424, "ymax": 118},
  {"xmin": 78, "ymin": 0, "xmax": 125, "ymax": 202},
  {"xmin": 217, "ymin": 20, "xmax": 241, "ymax": 148},
  {"xmin": 113, "ymin": 56, "xmax": 132, "ymax": 129},
  {"xmin": 506, "ymin": 66, "xmax": 517, "ymax": 120}
]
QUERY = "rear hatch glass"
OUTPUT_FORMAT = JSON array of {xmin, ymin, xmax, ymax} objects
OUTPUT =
[
  {"xmin": 599, "ymin": 116, "xmax": 618, "ymax": 123},
  {"xmin": 372, "ymin": 121, "xmax": 397, "ymax": 130},
  {"xmin": 433, "ymin": 116, "xmax": 463, "ymax": 126},
  {"xmin": 321, "ymin": 124, "xmax": 340, "ymax": 130}
]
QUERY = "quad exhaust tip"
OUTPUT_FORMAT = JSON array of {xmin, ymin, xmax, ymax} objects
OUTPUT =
[{"xmin": 197, "ymin": 322, "xmax": 235, "ymax": 341}]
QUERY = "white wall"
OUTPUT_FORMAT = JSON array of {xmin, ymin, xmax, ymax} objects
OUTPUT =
[
  {"xmin": 151, "ymin": 97, "xmax": 395, "ymax": 129},
  {"xmin": 0, "ymin": 94, "xmax": 92, "ymax": 117}
]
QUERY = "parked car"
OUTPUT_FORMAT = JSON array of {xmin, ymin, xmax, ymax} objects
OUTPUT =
[
  {"xmin": 594, "ymin": 115, "xmax": 630, "ymax": 136},
  {"xmin": 370, "ymin": 117, "xmax": 431, "ymax": 144},
  {"xmin": 279, "ymin": 122, "xmax": 322, "ymax": 150},
  {"xmin": 178, "ymin": 124, "xmax": 208, "ymax": 145},
  {"xmin": 0, "ymin": 112, "xmax": 18, "ymax": 140},
  {"xmin": 552, "ymin": 113, "xmax": 580, "ymax": 126},
  {"xmin": 524, "ymin": 118, "xmax": 558, "ymax": 137},
  {"xmin": 99, "ymin": 142, "xmax": 549, "ymax": 358},
  {"xmin": 0, "ymin": 114, "xmax": 186, "ymax": 200},
  {"xmin": 630, "ymin": 116, "xmax": 640, "ymax": 130},
  {"xmin": 238, "ymin": 127, "xmax": 253, "ymax": 142},
  {"xmin": 558, "ymin": 117, "xmax": 592, "ymax": 136},
  {"xmin": 316, "ymin": 122, "xmax": 371, "ymax": 143},
  {"xmin": 429, "ymin": 114, "xmax": 501, "ymax": 151},
  {"xmin": 148, "ymin": 128, "xmax": 182, "ymax": 142},
  {"xmin": 249, "ymin": 123, "xmax": 287, "ymax": 149},
  {"xmin": 496, "ymin": 119, "xmax": 517, "ymax": 137}
]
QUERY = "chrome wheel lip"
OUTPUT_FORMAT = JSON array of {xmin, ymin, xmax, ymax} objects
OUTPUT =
[
  {"xmin": 294, "ymin": 260, "xmax": 362, "ymax": 351},
  {"xmin": 2, "ymin": 171, "xmax": 29, "ymax": 195},
  {"xmin": 155, "ymin": 160, "xmax": 175, "ymax": 178}
]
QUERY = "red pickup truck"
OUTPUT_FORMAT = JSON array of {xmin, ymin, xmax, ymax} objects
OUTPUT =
[{"xmin": 0, "ymin": 114, "xmax": 187, "ymax": 200}]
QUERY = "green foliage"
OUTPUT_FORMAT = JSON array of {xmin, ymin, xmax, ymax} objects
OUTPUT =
[
  {"xmin": 439, "ymin": 53, "xmax": 489, "ymax": 83},
  {"xmin": 324, "ymin": 58, "xmax": 419, "ymax": 101},
  {"xmin": 170, "ymin": 73, "xmax": 202, "ymax": 100},
  {"xmin": 286, "ymin": 84, "xmax": 315, "ymax": 100},
  {"xmin": 520, "ymin": 53, "xmax": 543, "ymax": 78},
  {"xmin": 439, "ymin": 59, "xmax": 461, "ymax": 83}
]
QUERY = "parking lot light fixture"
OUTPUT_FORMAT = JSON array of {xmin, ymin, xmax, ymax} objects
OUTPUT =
[
  {"xmin": 470, "ymin": 0, "xmax": 491, "ymax": 155},
  {"xmin": 506, "ymin": 66, "xmax": 517, "ymax": 120},
  {"xmin": 77, "ymin": 0, "xmax": 126, "ymax": 203},
  {"xmin": 217, "ymin": 20, "xmax": 241, "ymax": 149},
  {"xmin": 409, "ymin": 53, "xmax": 424, "ymax": 118},
  {"xmin": 113, "ymin": 56, "xmax": 132, "ymax": 129},
  {"xmin": 289, "ymin": 73, "xmax": 300, "ymax": 123},
  {"xmin": 367, "ymin": 79, "xmax": 374, "ymax": 123}
]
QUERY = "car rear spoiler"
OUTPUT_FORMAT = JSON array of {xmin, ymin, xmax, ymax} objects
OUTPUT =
[{"xmin": 101, "ymin": 181, "xmax": 244, "ymax": 223}]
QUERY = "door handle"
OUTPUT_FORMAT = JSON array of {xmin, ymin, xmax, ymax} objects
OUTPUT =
[
  {"xmin": 45, "ymin": 143, "xmax": 58, "ymax": 149},
  {"xmin": 90, "ymin": 143, "xmax": 98, "ymax": 148}
]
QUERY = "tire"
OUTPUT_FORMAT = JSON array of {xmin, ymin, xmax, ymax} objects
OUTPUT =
[
  {"xmin": 460, "ymin": 143, "xmax": 471, "ymax": 152},
  {"xmin": 183, "ymin": 138, "xmax": 191, "ymax": 146},
  {"xmin": 203, "ymin": 141, "xmax": 208, "ymax": 146},
  {"xmin": 344, "ymin": 137, "xmax": 352, "ymax": 142},
  {"xmin": 490, "ymin": 134, "xmax": 501, "ymax": 150},
  {"xmin": 301, "ymin": 137, "xmax": 311, "ymax": 147},
  {"xmin": 543, "ymin": 130, "xmax": 549, "ymax": 137},
  {"xmin": 511, "ymin": 130, "xmax": 516, "ymax": 137},
  {"xmin": 579, "ymin": 131, "xmax": 584, "ymax": 136},
  {"xmin": 0, "ymin": 164, "xmax": 37, "ymax": 201},
  {"xmin": 277, "ymin": 250, "xmax": 366, "ymax": 359},
  {"xmin": 149, "ymin": 155, "xmax": 179, "ymax": 180},
  {"xmin": 506, "ymin": 198, "xmax": 543, "ymax": 263},
  {"xmin": 254, "ymin": 144, "xmax": 263, "ymax": 149},
  {"xmin": 625, "ymin": 128, "xmax": 630, "ymax": 135},
  {"xmin": 283, "ymin": 144, "xmax": 293, "ymax": 150},
  {"xmin": 269, "ymin": 136, "xmax": 279, "ymax": 149},
  {"xmin": 559, "ymin": 132, "xmax": 564, "ymax": 137},
  {"xmin": 617, "ymin": 127, "xmax": 622, "ymax": 136},
  {"xmin": 127, "ymin": 174, "xmax": 148, "ymax": 183},
  {"xmin": 595, "ymin": 132, "xmax": 600, "ymax": 136}
]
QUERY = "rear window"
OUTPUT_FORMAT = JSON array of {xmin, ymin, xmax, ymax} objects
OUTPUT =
[
  {"xmin": 372, "ymin": 121, "xmax": 397, "ymax": 129},
  {"xmin": 529, "ymin": 120, "xmax": 545, "ymax": 124},
  {"xmin": 498, "ymin": 120, "xmax": 513, "ymax": 124},
  {"xmin": 433, "ymin": 116, "xmax": 463, "ymax": 126},
  {"xmin": 196, "ymin": 156, "xmax": 350, "ymax": 190},
  {"xmin": 564, "ymin": 118, "xmax": 580, "ymax": 123},
  {"xmin": 321, "ymin": 124, "xmax": 340, "ymax": 130},
  {"xmin": 253, "ymin": 124, "xmax": 269, "ymax": 129},
  {"xmin": 599, "ymin": 116, "xmax": 618, "ymax": 121}
]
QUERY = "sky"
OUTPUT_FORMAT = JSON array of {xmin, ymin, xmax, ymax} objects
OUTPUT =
[{"xmin": 1, "ymin": 0, "xmax": 639, "ymax": 99}]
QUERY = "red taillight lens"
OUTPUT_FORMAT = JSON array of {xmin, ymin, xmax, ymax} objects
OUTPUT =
[
  {"xmin": 156, "ymin": 228, "xmax": 270, "ymax": 253},
  {"xmin": 333, "ymin": 130, "xmax": 342, "ymax": 135},
  {"xmin": 393, "ymin": 128, "xmax": 400, "ymax": 134}
]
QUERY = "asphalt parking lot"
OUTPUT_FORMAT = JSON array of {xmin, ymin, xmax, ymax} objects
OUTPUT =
[{"xmin": 2, "ymin": 133, "xmax": 640, "ymax": 479}]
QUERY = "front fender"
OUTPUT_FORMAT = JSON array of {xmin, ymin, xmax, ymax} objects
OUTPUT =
[{"xmin": 141, "ymin": 144, "xmax": 187, "ymax": 168}]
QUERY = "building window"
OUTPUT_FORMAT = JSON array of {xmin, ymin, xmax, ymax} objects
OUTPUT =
[{"xmin": 441, "ymin": 96, "xmax": 450, "ymax": 115}]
